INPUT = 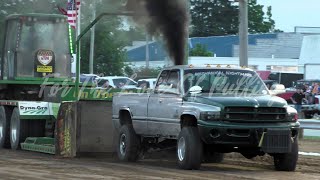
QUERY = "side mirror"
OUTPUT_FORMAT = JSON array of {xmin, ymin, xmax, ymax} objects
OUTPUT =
[
  {"xmin": 269, "ymin": 84, "xmax": 286, "ymax": 95},
  {"xmin": 189, "ymin": 86, "xmax": 202, "ymax": 95}
]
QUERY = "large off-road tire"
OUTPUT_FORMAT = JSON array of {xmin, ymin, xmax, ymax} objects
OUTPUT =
[
  {"xmin": 117, "ymin": 124, "xmax": 141, "ymax": 162},
  {"xmin": 0, "ymin": 106, "xmax": 12, "ymax": 148},
  {"xmin": 177, "ymin": 127, "xmax": 202, "ymax": 170},
  {"xmin": 10, "ymin": 108, "xmax": 28, "ymax": 150},
  {"xmin": 273, "ymin": 138, "xmax": 299, "ymax": 171}
]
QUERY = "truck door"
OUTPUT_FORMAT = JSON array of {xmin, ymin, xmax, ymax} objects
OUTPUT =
[{"xmin": 147, "ymin": 69, "xmax": 182, "ymax": 138}]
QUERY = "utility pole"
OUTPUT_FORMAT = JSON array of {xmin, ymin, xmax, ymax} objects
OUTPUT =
[
  {"xmin": 184, "ymin": 0, "xmax": 190, "ymax": 65},
  {"xmin": 74, "ymin": 1, "xmax": 81, "ymax": 78},
  {"xmin": 89, "ymin": 1, "xmax": 96, "ymax": 74},
  {"xmin": 146, "ymin": 34, "xmax": 149, "ymax": 68},
  {"xmin": 239, "ymin": 0, "xmax": 248, "ymax": 67}
]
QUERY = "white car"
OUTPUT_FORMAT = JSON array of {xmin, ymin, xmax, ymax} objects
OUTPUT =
[
  {"xmin": 96, "ymin": 76, "xmax": 138, "ymax": 89},
  {"xmin": 80, "ymin": 74, "xmax": 100, "ymax": 83},
  {"xmin": 71, "ymin": 74, "xmax": 100, "ymax": 85},
  {"xmin": 137, "ymin": 78, "xmax": 157, "ymax": 89}
]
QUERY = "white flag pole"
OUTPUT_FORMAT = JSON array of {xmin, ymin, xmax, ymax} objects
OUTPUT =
[
  {"xmin": 74, "ymin": 0, "xmax": 81, "ymax": 78},
  {"xmin": 76, "ymin": 0, "xmax": 81, "ymax": 37},
  {"xmin": 89, "ymin": 1, "xmax": 96, "ymax": 74}
]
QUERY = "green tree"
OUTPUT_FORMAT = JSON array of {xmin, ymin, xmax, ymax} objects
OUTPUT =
[
  {"xmin": 189, "ymin": 44, "xmax": 213, "ymax": 57},
  {"xmin": 123, "ymin": 64, "xmax": 134, "ymax": 77},
  {"xmin": 247, "ymin": 0, "xmax": 277, "ymax": 33},
  {"xmin": 190, "ymin": 0, "xmax": 279, "ymax": 37},
  {"xmin": 80, "ymin": 26, "xmax": 128, "ymax": 76},
  {"xmin": 79, "ymin": 0, "xmax": 129, "ymax": 76}
]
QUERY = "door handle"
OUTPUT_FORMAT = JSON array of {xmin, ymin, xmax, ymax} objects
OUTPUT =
[{"xmin": 159, "ymin": 99, "xmax": 162, "ymax": 103}]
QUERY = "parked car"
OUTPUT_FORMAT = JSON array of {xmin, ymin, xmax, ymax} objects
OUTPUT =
[
  {"xmin": 137, "ymin": 78, "xmax": 157, "ymax": 89},
  {"xmin": 112, "ymin": 65, "xmax": 299, "ymax": 171},
  {"xmin": 76, "ymin": 74, "xmax": 100, "ymax": 86},
  {"xmin": 96, "ymin": 76, "xmax": 138, "ymax": 89}
]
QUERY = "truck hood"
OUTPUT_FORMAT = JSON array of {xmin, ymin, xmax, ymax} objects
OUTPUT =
[{"xmin": 185, "ymin": 94, "xmax": 287, "ymax": 109}]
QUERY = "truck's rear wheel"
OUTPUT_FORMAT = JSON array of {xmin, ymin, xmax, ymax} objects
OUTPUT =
[
  {"xmin": 177, "ymin": 127, "xmax": 202, "ymax": 170},
  {"xmin": 273, "ymin": 138, "xmax": 299, "ymax": 171},
  {"xmin": 0, "ymin": 106, "xmax": 11, "ymax": 148},
  {"xmin": 117, "ymin": 124, "xmax": 141, "ymax": 162},
  {"xmin": 10, "ymin": 107, "xmax": 28, "ymax": 150}
]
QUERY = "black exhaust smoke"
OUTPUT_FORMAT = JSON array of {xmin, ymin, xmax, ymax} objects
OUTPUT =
[{"xmin": 125, "ymin": 0, "xmax": 189, "ymax": 65}]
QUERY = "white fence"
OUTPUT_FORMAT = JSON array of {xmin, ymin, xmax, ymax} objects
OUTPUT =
[{"xmin": 299, "ymin": 119, "xmax": 320, "ymax": 130}]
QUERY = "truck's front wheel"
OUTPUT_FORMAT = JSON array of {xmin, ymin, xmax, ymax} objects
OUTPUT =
[
  {"xmin": 117, "ymin": 124, "xmax": 141, "ymax": 162},
  {"xmin": 177, "ymin": 127, "xmax": 202, "ymax": 170},
  {"xmin": 273, "ymin": 138, "xmax": 299, "ymax": 171}
]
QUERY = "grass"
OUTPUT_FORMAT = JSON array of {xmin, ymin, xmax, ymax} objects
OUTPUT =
[{"xmin": 303, "ymin": 136, "xmax": 320, "ymax": 140}]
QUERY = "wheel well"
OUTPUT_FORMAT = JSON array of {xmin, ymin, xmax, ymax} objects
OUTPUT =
[
  {"xmin": 180, "ymin": 114, "xmax": 197, "ymax": 128},
  {"xmin": 119, "ymin": 110, "xmax": 132, "ymax": 126}
]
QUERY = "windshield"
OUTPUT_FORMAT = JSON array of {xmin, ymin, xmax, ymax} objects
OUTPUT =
[
  {"xmin": 80, "ymin": 75, "xmax": 97, "ymax": 84},
  {"xmin": 113, "ymin": 78, "xmax": 137, "ymax": 88},
  {"xmin": 97, "ymin": 79, "xmax": 106, "ymax": 87},
  {"xmin": 17, "ymin": 17, "xmax": 70, "ymax": 78},
  {"xmin": 184, "ymin": 69, "xmax": 268, "ymax": 95},
  {"xmin": 138, "ymin": 80, "xmax": 150, "ymax": 88}
]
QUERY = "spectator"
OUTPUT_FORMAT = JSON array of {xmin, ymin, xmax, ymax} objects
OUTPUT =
[
  {"xmin": 138, "ymin": 81, "xmax": 148, "ymax": 89},
  {"xmin": 310, "ymin": 83, "xmax": 319, "ymax": 104},
  {"xmin": 290, "ymin": 88, "xmax": 307, "ymax": 114},
  {"xmin": 312, "ymin": 83, "xmax": 319, "ymax": 95},
  {"xmin": 102, "ymin": 80, "xmax": 112, "ymax": 89},
  {"xmin": 118, "ymin": 82, "xmax": 125, "ymax": 88},
  {"xmin": 304, "ymin": 84, "xmax": 309, "ymax": 92},
  {"xmin": 306, "ymin": 85, "xmax": 313, "ymax": 104}
]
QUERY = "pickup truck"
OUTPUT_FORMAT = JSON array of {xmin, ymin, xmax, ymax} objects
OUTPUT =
[{"xmin": 112, "ymin": 65, "xmax": 300, "ymax": 171}]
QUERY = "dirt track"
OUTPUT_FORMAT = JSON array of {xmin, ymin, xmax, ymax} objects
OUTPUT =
[{"xmin": 0, "ymin": 140, "xmax": 320, "ymax": 180}]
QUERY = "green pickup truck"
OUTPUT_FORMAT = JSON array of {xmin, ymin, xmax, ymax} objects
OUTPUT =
[{"xmin": 112, "ymin": 65, "xmax": 300, "ymax": 171}]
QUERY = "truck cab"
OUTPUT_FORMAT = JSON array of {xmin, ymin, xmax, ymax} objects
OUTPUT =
[
  {"xmin": 2, "ymin": 14, "xmax": 71, "ymax": 80},
  {"xmin": 0, "ymin": 13, "xmax": 73, "ymax": 101}
]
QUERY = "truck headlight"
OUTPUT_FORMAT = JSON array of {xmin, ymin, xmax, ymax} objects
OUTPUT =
[
  {"xmin": 286, "ymin": 106, "xmax": 298, "ymax": 122},
  {"xmin": 287, "ymin": 113, "xmax": 298, "ymax": 122},
  {"xmin": 200, "ymin": 111, "xmax": 220, "ymax": 121}
]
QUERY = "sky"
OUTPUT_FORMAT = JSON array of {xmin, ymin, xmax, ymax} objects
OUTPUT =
[{"xmin": 257, "ymin": 0, "xmax": 320, "ymax": 32}]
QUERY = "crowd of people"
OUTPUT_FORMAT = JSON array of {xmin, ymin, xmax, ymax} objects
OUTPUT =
[{"xmin": 290, "ymin": 82, "xmax": 320, "ymax": 113}]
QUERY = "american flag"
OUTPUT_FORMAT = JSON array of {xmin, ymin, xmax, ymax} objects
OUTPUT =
[{"xmin": 67, "ymin": 0, "xmax": 81, "ymax": 29}]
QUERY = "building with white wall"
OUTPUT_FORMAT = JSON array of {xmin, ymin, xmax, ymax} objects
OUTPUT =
[
  {"xmin": 298, "ymin": 35, "xmax": 320, "ymax": 72},
  {"xmin": 125, "ymin": 29, "xmax": 320, "ymax": 73},
  {"xmin": 126, "ymin": 57, "xmax": 299, "ymax": 72}
]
